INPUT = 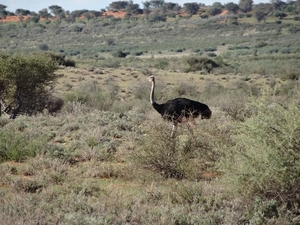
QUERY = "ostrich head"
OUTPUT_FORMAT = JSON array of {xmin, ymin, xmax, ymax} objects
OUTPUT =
[{"xmin": 148, "ymin": 75, "xmax": 154, "ymax": 83}]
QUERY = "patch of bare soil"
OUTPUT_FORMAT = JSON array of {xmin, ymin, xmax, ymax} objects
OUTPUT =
[{"xmin": 0, "ymin": 15, "xmax": 28, "ymax": 22}]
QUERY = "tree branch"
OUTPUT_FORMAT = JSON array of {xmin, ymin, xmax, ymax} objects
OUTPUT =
[{"xmin": 10, "ymin": 93, "xmax": 22, "ymax": 119}]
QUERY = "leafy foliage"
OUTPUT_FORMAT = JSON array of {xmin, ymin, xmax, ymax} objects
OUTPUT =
[
  {"xmin": 219, "ymin": 89, "xmax": 300, "ymax": 207},
  {"xmin": 239, "ymin": 0, "xmax": 253, "ymax": 13},
  {"xmin": 184, "ymin": 57, "xmax": 219, "ymax": 73},
  {"xmin": 0, "ymin": 120, "xmax": 48, "ymax": 162},
  {"xmin": 225, "ymin": 2, "xmax": 239, "ymax": 13},
  {"xmin": 0, "ymin": 53, "xmax": 61, "ymax": 116},
  {"xmin": 183, "ymin": 3, "xmax": 200, "ymax": 15},
  {"xmin": 134, "ymin": 122, "xmax": 215, "ymax": 179}
]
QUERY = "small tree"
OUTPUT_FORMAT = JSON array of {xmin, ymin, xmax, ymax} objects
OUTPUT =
[
  {"xmin": 0, "ymin": 4, "xmax": 8, "ymax": 18},
  {"xmin": 271, "ymin": 0, "xmax": 286, "ymax": 10},
  {"xmin": 48, "ymin": 5, "xmax": 64, "ymax": 16},
  {"xmin": 239, "ymin": 0, "xmax": 253, "ymax": 13},
  {"xmin": 89, "ymin": 10, "xmax": 102, "ymax": 18},
  {"xmin": 143, "ymin": 1, "xmax": 151, "ymax": 16},
  {"xmin": 207, "ymin": 2, "xmax": 223, "ymax": 16},
  {"xmin": 184, "ymin": 3, "xmax": 200, "ymax": 15},
  {"xmin": 273, "ymin": 11, "xmax": 287, "ymax": 19},
  {"xmin": 108, "ymin": 1, "xmax": 129, "ymax": 11},
  {"xmin": 82, "ymin": 12, "xmax": 92, "ymax": 21},
  {"xmin": 126, "ymin": 2, "xmax": 142, "ymax": 15},
  {"xmin": 0, "ymin": 4, "xmax": 7, "ymax": 11},
  {"xmin": 225, "ymin": 2, "xmax": 239, "ymax": 14},
  {"xmin": 150, "ymin": 0, "xmax": 165, "ymax": 8},
  {"xmin": 163, "ymin": 2, "xmax": 180, "ymax": 12},
  {"xmin": 0, "ymin": 53, "xmax": 61, "ymax": 118},
  {"xmin": 148, "ymin": 12, "xmax": 167, "ymax": 22},
  {"xmin": 15, "ymin": 8, "xmax": 31, "ymax": 16},
  {"xmin": 254, "ymin": 3, "xmax": 272, "ymax": 22},
  {"xmin": 38, "ymin": 8, "xmax": 51, "ymax": 19},
  {"xmin": 30, "ymin": 15, "xmax": 40, "ymax": 23}
]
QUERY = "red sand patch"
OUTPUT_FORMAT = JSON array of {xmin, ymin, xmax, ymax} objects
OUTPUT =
[
  {"xmin": 0, "ymin": 15, "xmax": 28, "ymax": 22},
  {"xmin": 103, "ymin": 11, "xmax": 126, "ymax": 18},
  {"xmin": 220, "ymin": 10, "xmax": 228, "ymax": 15},
  {"xmin": 0, "ymin": 10, "xmax": 227, "ymax": 23},
  {"xmin": 0, "ymin": 11, "xmax": 126, "ymax": 23}
]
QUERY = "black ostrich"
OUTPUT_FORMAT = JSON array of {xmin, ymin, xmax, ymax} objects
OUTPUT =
[{"xmin": 148, "ymin": 76, "xmax": 211, "ymax": 137}]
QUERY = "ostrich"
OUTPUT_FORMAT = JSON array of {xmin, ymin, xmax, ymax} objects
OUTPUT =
[{"xmin": 148, "ymin": 76, "xmax": 211, "ymax": 137}]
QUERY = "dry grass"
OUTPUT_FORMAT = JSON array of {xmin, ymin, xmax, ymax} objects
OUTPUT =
[{"xmin": 0, "ymin": 65, "xmax": 299, "ymax": 224}]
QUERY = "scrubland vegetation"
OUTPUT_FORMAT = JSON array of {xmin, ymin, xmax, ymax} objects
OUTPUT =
[{"xmin": 1, "ymin": 1, "xmax": 300, "ymax": 224}]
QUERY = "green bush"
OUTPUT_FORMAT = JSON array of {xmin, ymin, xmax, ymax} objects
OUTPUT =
[
  {"xmin": 154, "ymin": 59, "xmax": 169, "ymax": 70},
  {"xmin": 64, "ymin": 81, "xmax": 117, "ymax": 111},
  {"xmin": 0, "ymin": 124, "xmax": 47, "ymax": 162},
  {"xmin": 134, "ymin": 122, "xmax": 214, "ymax": 179},
  {"xmin": 228, "ymin": 45, "xmax": 250, "ymax": 50},
  {"xmin": 200, "ymin": 14, "xmax": 209, "ymax": 19},
  {"xmin": 218, "ymin": 90, "xmax": 252, "ymax": 121},
  {"xmin": 289, "ymin": 26, "xmax": 300, "ymax": 34},
  {"xmin": 0, "ymin": 53, "xmax": 60, "ymax": 117},
  {"xmin": 184, "ymin": 57, "xmax": 219, "ymax": 73},
  {"xmin": 207, "ymin": 52, "xmax": 217, "ymax": 57},
  {"xmin": 172, "ymin": 82, "xmax": 198, "ymax": 97},
  {"xmin": 38, "ymin": 44, "xmax": 49, "ymax": 51},
  {"xmin": 46, "ymin": 53, "xmax": 76, "ymax": 67},
  {"xmin": 294, "ymin": 16, "xmax": 300, "ymax": 21},
  {"xmin": 112, "ymin": 50, "xmax": 128, "ymax": 58},
  {"xmin": 219, "ymin": 89, "xmax": 300, "ymax": 208},
  {"xmin": 204, "ymin": 47, "xmax": 217, "ymax": 52},
  {"xmin": 280, "ymin": 72, "xmax": 299, "ymax": 81}
]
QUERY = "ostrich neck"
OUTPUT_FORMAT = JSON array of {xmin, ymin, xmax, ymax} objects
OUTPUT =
[{"xmin": 150, "ymin": 80, "xmax": 156, "ymax": 104}]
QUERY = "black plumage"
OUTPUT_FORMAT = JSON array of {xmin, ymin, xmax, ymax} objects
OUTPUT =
[
  {"xmin": 152, "ymin": 97, "xmax": 211, "ymax": 121},
  {"xmin": 148, "ymin": 76, "xmax": 211, "ymax": 137}
]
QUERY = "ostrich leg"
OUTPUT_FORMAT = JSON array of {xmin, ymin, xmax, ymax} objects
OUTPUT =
[{"xmin": 170, "ymin": 123, "xmax": 177, "ymax": 138}]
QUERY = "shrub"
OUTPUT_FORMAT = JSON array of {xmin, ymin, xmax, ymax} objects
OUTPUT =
[
  {"xmin": 38, "ymin": 44, "xmax": 49, "ymax": 51},
  {"xmin": 172, "ymin": 82, "xmax": 198, "ymax": 97},
  {"xmin": 255, "ymin": 42, "xmax": 268, "ymax": 48},
  {"xmin": 219, "ymin": 89, "xmax": 300, "ymax": 208},
  {"xmin": 207, "ymin": 52, "xmax": 217, "ymax": 57},
  {"xmin": 289, "ymin": 26, "xmax": 300, "ymax": 34},
  {"xmin": 192, "ymin": 49, "xmax": 201, "ymax": 53},
  {"xmin": 148, "ymin": 13, "xmax": 167, "ymax": 23},
  {"xmin": 154, "ymin": 59, "xmax": 169, "ymax": 70},
  {"xmin": 134, "ymin": 51, "xmax": 143, "ymax": 56},
  {"xmin": 228, "ymin": 45, "xmax": 250, "ymax": 50},
  {"xmin": 0, "ymin": 125, "xmax": 47, "ymax": 162},
  {"xmin": 204, "ymin": 47, "xmax": 217, "ymax": 52},
  {"xmin": 280, "ymin": 72, "xmax": 299, "ymax": 81},
  {"xmin": 0, "ymin": 53, "xmax": 59, "ymax": 117},
  {"xmin": 200, "ymin": 14, "xmax": 209, "ymax": 19},
  {"xmin": 184, "ymin": 57, "xmax": 219, "ymax": 73},
  {"xmin": 133, "ymin": 122, "xmax": 215, "ymax": 179},
  {"xmin": 64, "ymin": 81, "xmax": 117, "ymax": 111},
  {"xmin": 229, "ymin": 16, "xmax": 239, "ymax": 25},
  {"xmin": 294, "ymin": 16, "xmax": 300, "ymax": 21},
  {"xmin": 218, "ymin": 90, "xmax": 252, "ymax": 121},
  {"xmin": 46, "ymin": 53, "xmax": 75, "ymax": 67},
  {"xmin": 112, "ymin": 50, "xmax": 128, "ymax": 58}
]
